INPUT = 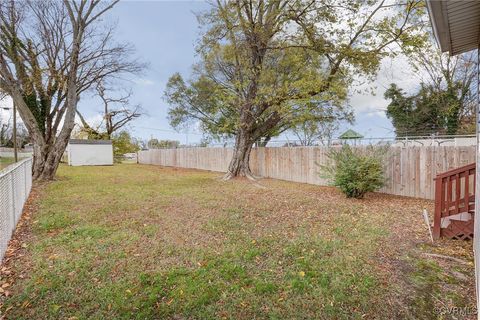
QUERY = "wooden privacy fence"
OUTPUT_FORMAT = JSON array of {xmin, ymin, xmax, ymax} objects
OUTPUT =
[{"xmin": 138, "ymin": 146, "xmax": 476, "ymax": 200}]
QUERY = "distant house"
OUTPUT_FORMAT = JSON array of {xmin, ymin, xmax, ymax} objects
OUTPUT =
[
  {"xmin": 67, "ymin": 139, "xmax": 113, "ymax": 166},
  {"xmin": 338, "ymin": 129, "xmax": 363, "ymax": 145}
]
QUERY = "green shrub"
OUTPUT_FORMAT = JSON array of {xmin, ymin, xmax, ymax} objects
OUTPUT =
[{"xmin": 320, "ymin": 145, "xmax": 386, "ymax": 199}]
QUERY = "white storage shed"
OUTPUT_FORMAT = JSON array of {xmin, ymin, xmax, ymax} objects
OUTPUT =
[{"xmin": 67, "ymin": 139, "xmax": 113, "ymax": 166}]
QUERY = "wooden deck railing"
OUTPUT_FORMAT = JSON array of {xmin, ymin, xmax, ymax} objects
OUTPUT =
[{"xmin": 433, "ymin": 163, "xmax": 476, "ymax": 240}]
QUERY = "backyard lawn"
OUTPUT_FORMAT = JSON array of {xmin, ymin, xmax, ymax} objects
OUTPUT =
[
  {"xmin": 0, "ymin": 164, "xmax": 475, "ymax": 319},
  {"xmin": 0, "ymin": 157, "xmax": 15, "ymax": 170}
]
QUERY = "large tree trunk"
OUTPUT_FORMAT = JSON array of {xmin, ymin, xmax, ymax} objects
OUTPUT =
[
  {"xmin": 31, "ymin": 140, "xmax": 48, "ymax": 181},
  {"xmin": 12, "ymin": 91, "xmax": 76, "ymax": 181},
  {"xmin": 31, "ymin": 134, "xmax": 71, "ymax": 181},
  {"xmin": 31, "ymin": 17, "xmax": 80, "ymax": 181},
  {"xmin": 224, "ymin": 129, "xmax": 256, "ymax": 180},
  {"xmin": 224, "ymin": 110, "xmax": 281, "ymax": 180}
]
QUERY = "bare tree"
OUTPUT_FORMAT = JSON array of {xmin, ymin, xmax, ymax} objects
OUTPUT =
[
  {"xmin": 290, "ymin": 101, "xmax": 352, "ymax": 146},
  {"xmin": 76, "ymin": 82, "xmax": 142, "ymax": 140},
  {"xmin": 410, "ymin": 50, "xmax": 477, "ymax": 134},
  {"xmin": 387, "ymin": 46, "xmax": 478, "ymax": 136},
  {"xmin": 292, "ymin": 121, "xmax": 339, "ymax": 146},
  {"xmin": 0, "ymin": 0, "xmax": 142, "ymax": 180},
  {"xmin": 0, "ymin": 120, "xmax": 29, "ymax": 148}
]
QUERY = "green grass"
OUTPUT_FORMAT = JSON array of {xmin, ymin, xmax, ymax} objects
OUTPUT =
[
  {"xmin": 0, "ymin": 157, "xmax": 15, "ymax": 170},
  {"xmin": 0, "ymin": 164, "xmax": 475, "ymax": 319}
]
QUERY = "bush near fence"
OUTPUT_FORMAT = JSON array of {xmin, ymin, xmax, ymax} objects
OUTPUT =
[
  {"xmin": 0, "ymin": 158, "xmax": 33, "ymax": 262},
  {"xmin": 138, "ymin": 146, "xmax": 476, "ymax": 200}
]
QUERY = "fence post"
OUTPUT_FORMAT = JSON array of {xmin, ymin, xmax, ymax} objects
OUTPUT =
[{"xmin": 433, "ymin": 177, "xmax": 442, "ymax": 239}]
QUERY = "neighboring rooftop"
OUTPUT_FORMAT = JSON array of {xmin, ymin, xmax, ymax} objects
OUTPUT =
[{"xmin": 68, "ymin": 139, "xmax": 112, "ymax": 145}]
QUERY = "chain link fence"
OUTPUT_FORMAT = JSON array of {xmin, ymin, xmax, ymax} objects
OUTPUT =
[{"xmin": 0, "ymin": 158, "xmax": 32, "ymax": 262}]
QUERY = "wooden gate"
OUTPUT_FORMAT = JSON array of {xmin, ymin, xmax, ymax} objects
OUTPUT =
[{"xmin": 433, "ymin": 163, "xmax": 476, "ymax": 240}]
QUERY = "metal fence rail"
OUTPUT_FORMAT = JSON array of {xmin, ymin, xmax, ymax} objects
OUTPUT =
[{"xmin": 0, "ymin": 158, "xmax": 32, "ymax": 262}]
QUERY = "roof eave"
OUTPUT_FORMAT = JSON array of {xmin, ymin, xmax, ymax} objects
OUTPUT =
[{"xmin": 426, "ymin": 0, "xmax": 451, "ymax": 54}]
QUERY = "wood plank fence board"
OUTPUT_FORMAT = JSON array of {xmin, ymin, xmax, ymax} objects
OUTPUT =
[{"xmin": 138, "ymin": 146, "xmax": 476, "ymax": 200}]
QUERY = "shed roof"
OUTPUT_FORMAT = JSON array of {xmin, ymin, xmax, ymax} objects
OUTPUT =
[
  {"xmin": 339, "ymin": 129, "xmax": 363, "ymax": 140},
  {"xmin": 69, "ymin": 139, "xmax": 112, "ymax": 145},
  {"xmin": 426, "ymin": 0, "xmax": 480, "ymax": 55}
]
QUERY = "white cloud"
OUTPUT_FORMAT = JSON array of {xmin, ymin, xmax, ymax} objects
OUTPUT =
[
  {"xmin": 75, "ymin": 113, "xmax": 104, "ymax": 128},
  {"xmin": 0, "ymin": 95, "xmax": 13, "ymax": 109},
  {"xmin": 133, "ymin": 78, "xmax": 155, "ymax": 86},
  {"xmin": 0, "ymin": 96, "xmax": 24, "ymax": 126},
  {"xmin": 0, "ymin": 109, "xmax": 11, "ymax": 126},
  {"xmin": 349, "ymin": 54, "xmax": 425, "ymax": 118}
]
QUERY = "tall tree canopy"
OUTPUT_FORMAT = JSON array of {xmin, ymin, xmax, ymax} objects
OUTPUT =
[
  {"xmin": 165, "ymin": 0, "xmax": 424, "ymax": 180},
  {"xmin": 112, "ymin": 130, "xmax": 140, "ymax": 160},
  {"xmin": 385, "ymin": 50, "xmax": 476, "ymax": 136},
  {"xmin": 0, "ymin": 0, "xmax": 141, "ymax": 180}
]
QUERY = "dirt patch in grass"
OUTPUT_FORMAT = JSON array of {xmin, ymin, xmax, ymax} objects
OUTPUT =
[{"xmin": 0, "ymin": 164, "xmax": 476, "ymax": 319}]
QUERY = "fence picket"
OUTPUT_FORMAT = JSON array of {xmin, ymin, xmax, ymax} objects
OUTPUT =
[{"xmin": 138, "ymin": 146, "xmax": 476, "ymax": 200}]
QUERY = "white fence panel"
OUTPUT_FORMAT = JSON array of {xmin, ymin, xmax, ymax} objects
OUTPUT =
[{"xmin": 0, "ymin": 158, "xmax": 32, "ymax": 262}]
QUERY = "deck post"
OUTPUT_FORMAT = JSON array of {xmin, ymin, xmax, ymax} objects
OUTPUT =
[{"xmin": 433, "ymin": 177, "xmax": 442, "ymax": 239}]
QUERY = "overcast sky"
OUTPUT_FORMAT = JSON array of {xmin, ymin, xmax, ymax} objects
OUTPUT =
[{"xmin": 0, "ymin": 0, "xmax": 423, "ymax": 144}]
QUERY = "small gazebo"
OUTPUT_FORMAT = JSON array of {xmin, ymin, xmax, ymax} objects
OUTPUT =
[{"xmin": 339, "ymin": 129, "xmax": 364, "ymax": 145}]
